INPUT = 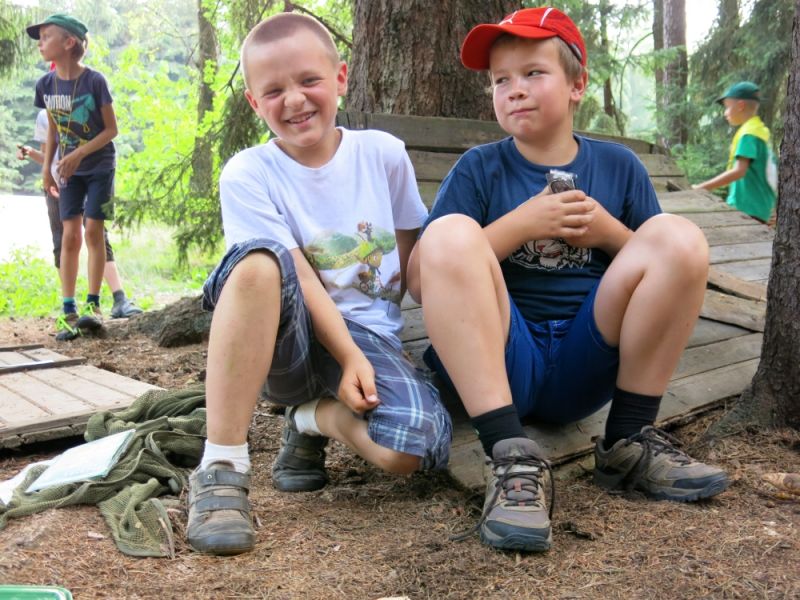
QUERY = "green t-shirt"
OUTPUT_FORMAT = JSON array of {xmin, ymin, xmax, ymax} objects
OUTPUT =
[{"xmin": 727, "ymin": 134, "xmax": 776, "ymax": 222}]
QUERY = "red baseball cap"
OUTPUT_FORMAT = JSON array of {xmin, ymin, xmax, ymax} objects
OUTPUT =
[{"xmin": 460, "ymin": 7, "xmax": 587, "ymax": 71}]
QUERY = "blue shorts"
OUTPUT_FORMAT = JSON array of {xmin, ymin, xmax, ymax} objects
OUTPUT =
[
  {"xmin": 59, "ymin": 169, "xmax": 115, "ymax": 221},
  {"xmin": 425, "ymin": 283, "xmax": 619, "ymax": 424},
  {"xmin": 203, "ymin": 238, "xmax": 452, "ymax": 471}
]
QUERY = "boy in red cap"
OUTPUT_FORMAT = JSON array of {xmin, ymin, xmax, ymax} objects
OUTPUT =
[{"xmin": 408, "ymin": 6, "xmax": 728, "ymax": 552}]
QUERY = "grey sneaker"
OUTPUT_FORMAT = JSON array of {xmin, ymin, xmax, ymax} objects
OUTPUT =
[
  {"xmin": 111, "ymin": 298, "xmax": 143, "ymax": 319},
  {"xmin": 594, "ymin": 426, "xmax": 729, "ymax": 502},
  {"xmin": 55, "ymin": 312, "xmax": 80, "ymax": 341},
  {"xmin": 186, "ymin": 461, "xmax": 255, "ymax": 555},
  {"xmin": 453, "ymin": 437, "xmax": 554, "ymax": 552},
  {"xmin": 271, "ymin": 408, "xmax": 329, "ymax": 492},
  {"xmin": 76, "ymin": 303, "xmax": 104, "ymax": 334}
]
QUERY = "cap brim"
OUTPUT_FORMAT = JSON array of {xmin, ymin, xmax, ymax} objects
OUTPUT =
[
  {"xmin": 461, "ymin": 23, "xmax": 557, "ymax": 71},
  {"xmin": 26, "ymin": 23, "xmax": 44, "ymax": 40}
]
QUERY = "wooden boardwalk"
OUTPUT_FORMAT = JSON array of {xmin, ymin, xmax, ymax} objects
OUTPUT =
[{"xmin": 0, "ymin": 345, "xmax": 160, "ymax": 448}]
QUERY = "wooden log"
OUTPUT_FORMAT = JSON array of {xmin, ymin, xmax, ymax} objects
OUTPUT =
[{"xmin": 701, "ymin": 289, "xmax": 765, "ymax": 332}]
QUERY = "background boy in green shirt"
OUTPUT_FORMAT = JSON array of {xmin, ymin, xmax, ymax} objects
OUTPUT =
[{"xmin": 694, "ymin": 81, "xmax": 778, "ymax": 225}]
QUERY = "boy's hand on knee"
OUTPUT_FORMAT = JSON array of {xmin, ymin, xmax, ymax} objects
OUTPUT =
[
  {"xmin": 518, "ymin": 187, "xmax": 595, "ymax": 240},
  {"xmin": 338, "ymin": 352, "xmax": 380, "ymax": 414}
]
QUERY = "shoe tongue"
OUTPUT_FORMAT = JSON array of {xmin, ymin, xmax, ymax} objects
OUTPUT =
[{"xmin": 492, "ymin": 437, "xmax": 545, "ymax": 461}]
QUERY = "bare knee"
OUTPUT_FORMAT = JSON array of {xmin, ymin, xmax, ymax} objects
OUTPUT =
[
  {"xmin": 374, "ymin": 450, "xmax": 421, "ymax": 475},
  {"xmin": 226, "ymin": 251, "xmax": 281, "ymax": 295},
  {"xmin": 639, "ymin": 214, "xmax": 709, "ymax": 279},
  {"xmin": 61, "ymin": 222, "xmax": 82, "ymax": 252},
  {"xmin": 419, "ymin": 214, "xmax": 488, "ymax": 271},
  {"xmin": 84, "ymin": 221, "xmax": 104, "ymax": 247}
]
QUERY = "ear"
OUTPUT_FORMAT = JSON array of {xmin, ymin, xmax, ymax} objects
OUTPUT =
[
  {"xmin": 244, "ymin": 88, "xmax": 259, "ymax": 112},
  {"xmin": 336, "ymin": 61, "xmax": 348, "ymax": 97},
  {"xmin": 570, "ymin": 70, "xmax": 588, "ymax": 102}
]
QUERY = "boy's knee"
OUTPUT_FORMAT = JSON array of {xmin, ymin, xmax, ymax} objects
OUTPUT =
[
  {"xmin": 420, "ymin": 214, "xmax": 486, "ymax": 264},
  {"xmin": 226, "ymin": 251, "xmax": 282, "ymax": 294},
  {"xmin": 642, "ymin": 214, "xmax": 709, "ymax": 275},
  {"xmin": 375, "ymin": 450, "xmax": 421, "ymax": 475}
]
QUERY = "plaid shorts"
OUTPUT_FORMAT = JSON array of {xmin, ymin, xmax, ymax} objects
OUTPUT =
[{"xmin": 203, "ymin": 238, "xmax": 452, "ymax": 470}]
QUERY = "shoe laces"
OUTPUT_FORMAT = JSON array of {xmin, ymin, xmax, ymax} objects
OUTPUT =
[
  {"xmin": 621, "ymin": 426, "xmax": 692, "ymax": 491},
  {"xmin": 80, "ymin": 303, "xmax": 99, "ymax": 317},
  {"xmin": 450, "ymin": 452, "xmax": 554, "ymax": 542},
  {"xmin": 55, "ymin": 313, "xmax": 78, "ymax": 334}
]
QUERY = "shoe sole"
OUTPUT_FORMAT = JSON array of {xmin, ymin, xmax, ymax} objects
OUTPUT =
[
  {"xmin": 188, "ymin": 534, "xmax": 255, "ymax": 555},
  {"xmin": 271, "ymin": 474, "xmax": 328, "ymax": 493},
  {"xmin": 594, "ymin": 472, "xmax": 730, "ymax": 502},
  {"xmin": 480, "ymin": 529, "xmax": 552, "ymax": 552}
]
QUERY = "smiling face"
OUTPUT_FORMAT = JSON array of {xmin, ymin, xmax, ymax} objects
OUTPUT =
[
  {"xmin": 489, "ymin": 37, "xmax": 586, "ymax": 148},
  {"xmin": 243, "ymin": 29, "xmax": 347, "ymax": 167}
]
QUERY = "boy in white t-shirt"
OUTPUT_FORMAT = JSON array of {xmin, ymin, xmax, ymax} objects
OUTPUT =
[{"xmin": 186, "ymin": 13, "xmax": 452, "ymax": 556}]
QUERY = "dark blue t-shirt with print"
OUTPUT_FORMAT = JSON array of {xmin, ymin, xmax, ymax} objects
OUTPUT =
[
  {"xmin": 423, "ymin": 135, "xmax": 662, "ymax": 323},
  {"xmin": 34, "ymin": 67, "xmax": 115, "ymax": 175}
]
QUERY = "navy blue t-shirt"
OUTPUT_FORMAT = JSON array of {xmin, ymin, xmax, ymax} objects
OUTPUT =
[
  {"xmin": 34, "ymin": 67, "xmax": 115, "ymax": 175},
  {"xmin": 423, "ymin": 135, "xmax": 662, "ymax": 322}
]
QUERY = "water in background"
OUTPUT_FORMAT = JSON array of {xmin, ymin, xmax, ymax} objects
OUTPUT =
[{"xmin": 0, "ymin": 193, "xmax": 53, "ymax": 262}]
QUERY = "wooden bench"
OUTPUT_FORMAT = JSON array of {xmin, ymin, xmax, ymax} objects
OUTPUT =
[{"xmin": 337, "ymin": 111, "xmax": 773, "ymax": 488}]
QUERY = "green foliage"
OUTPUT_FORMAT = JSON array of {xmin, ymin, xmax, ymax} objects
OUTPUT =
[{"xmin": 0, "ymin": 247, "xmax": 60, "ymax": 317}]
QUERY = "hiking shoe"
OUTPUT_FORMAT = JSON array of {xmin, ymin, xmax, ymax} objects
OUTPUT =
[
  {"xmin": 110, "ymin": 298, "xmax": 143, "ymax": 319},
  {"xmin": 453, "ymin": 437, "xmax": 554, "ymax": 552},
  {"xmin": 55, "ymin": 312, "xmax": 80, "ymax": 341},
  {"xmin": 594, "ymin": 426, "xmax": 729, "ymax": 502},
  {"xmin": 186, "ymin": 461, "xmax": 255, "ymax": 555},
  {"xmin": 271, "ymin": 407, "xmax": 329, "ymax": 492},
  {"xmin": 76, "ymin": 303, "xmax": 104, "ymax": 334}
]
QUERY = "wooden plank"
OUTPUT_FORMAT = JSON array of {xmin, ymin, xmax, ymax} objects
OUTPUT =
[
  {"xmin": 0, "ymin": 372, "xmax": 91, "ymax": 416},
  {"xmin": 710, "ymin": 241, "xmax": 773, "ymax": 264},
  {"xmin": 0, "ymin": 384, "xmax": 49, "ymax": 424},
  {"xmin": 707, "ymin": 266, "xmax": 767, "ymax": 302},
  {"xmin": 0, "ymin": 344, "xmax": 44, "ymax": 352},
  {"xmin": 687, "ymin": 318, "xmax": 751, "ymax": 348},
  {"xmin": 28, "ymin": 368, "xmax": 135, "ymax": 409},
  {"xmin": 449, "ymin": 358, "xmax": 759, "ymax": 488},
  {"xmin": 702, "ymin": 224, "xmax": 774, "ymax": 246},
  {"xmin": 650, "ymin": 176, "xmax": 691, "ymax": 192},
  {"xmin": 682, "ymin": 211, "xmax": 761, "ymax": 228},
  {"xmin": 701, "ymin": 289, "xmax": 765, "ymax": 332},
  {"xmin": 0, "ymin": 358, "xmax": 86, "ymax": 375},
  {"xmin": 673, "ymin": 333, "xmax": 762, "ymax": 380},
  {"xmin": 638, "ymin": 153, "xmax": 684, "ymax": 177},
  {"xmin": 418, "ymin": 181, "xmax": 439, "ymax": 209},
  {"xmin": 0, "ymin": 351, "xmax": 34, "ymax": 366},
  {"xmin": 62, "ymin": 365, "xmax": 158, "ymax": 397},
  {"xmin": 715, "ymin": 258, "xmax": 771, "ymax": 282},
  {"xmin": 658, "ymin": 190, "xmax": 733, "ymax": 213},
  {"xmin": 407, "ymin": 150, "xmax": 460, "ymax": 182}
]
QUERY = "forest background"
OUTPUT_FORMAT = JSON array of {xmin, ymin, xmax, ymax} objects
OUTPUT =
[{"xmin": 0, "ymin": 0, "xmax": 793, "ymax": 263}]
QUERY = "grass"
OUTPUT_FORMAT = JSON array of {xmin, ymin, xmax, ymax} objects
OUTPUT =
[{"xmin": 0, "ymin": 224, "xmax": 219, "ymax": 318}]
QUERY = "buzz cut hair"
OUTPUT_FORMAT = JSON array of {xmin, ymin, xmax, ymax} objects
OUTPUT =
[{"xmin": 240, "ymin": 12, "xmax": 340, "ymax": 90}]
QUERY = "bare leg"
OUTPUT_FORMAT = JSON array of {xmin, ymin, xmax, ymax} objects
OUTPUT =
[
  {"xmin": 104, "ymin": 260, "xmax": 123, "ymax": 293},
  {"xmin": 594, "ymin": 214, "xmax": 709, "ymax": 395},
  {"xmin": 84, "ymin": 218, "xmax": 106, "ymax": 297},
  {"xmin": 205, "ymin": 252, "xmax": 281, "ymax": 445},
  {"xmin": 418, "ymin": 215, "xmax": 512, "ymax": 417},
  {"xmin": 315, "ymin": 399, "xmax": 420, "ymax": 474},
  {"xmin": 59, "ymin": 216, "xmax": 82, "ymax": 299}
]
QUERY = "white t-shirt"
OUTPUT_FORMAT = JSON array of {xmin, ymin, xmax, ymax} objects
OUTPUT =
[
  {"xmin": 220, "ymin": 128, "xmax": 427, "ymax": 346},
  {"xmin": 33, "ymin": 109, "xmax": 59, "ymax": 182}
]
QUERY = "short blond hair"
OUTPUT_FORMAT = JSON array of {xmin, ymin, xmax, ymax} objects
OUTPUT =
[
  {"xmin": 54, "ymin": 25, "xmax": 87, "ymax": 60},
  {"xmin": 240, "ymin": 13, "xmax": 339, "ymax": 89}
]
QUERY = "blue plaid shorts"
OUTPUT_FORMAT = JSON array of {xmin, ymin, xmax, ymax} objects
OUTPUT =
[{"xmin": 203, "ymin": 238, "xmax": 452, "ymax": 470}]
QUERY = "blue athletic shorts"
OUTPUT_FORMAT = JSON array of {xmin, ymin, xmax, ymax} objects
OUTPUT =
[
  {"xmin": 58, "ymin": 169, "xmax": 115, "ymax": 221},
  {"xmin": 203, "ymin": 238, "xmax": 453, "ymax": 470},
  {"xmin": 425, "ymin": 283, "xmax": 619, "ymax": 424}
]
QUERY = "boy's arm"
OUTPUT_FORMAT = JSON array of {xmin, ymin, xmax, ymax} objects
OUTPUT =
[
  {"xmin": 289, "ymin": 248, "xmax": 379, "ymax": 414},
  {"xmin": 407, "ymin": 240, "xmax": 422, "ymax": 304},
  {"xmin": 17, "ymin": 144, "xmax": 45, "ymax": 165},
  {"xmin": 42, "ymin": 113, "xmax": 58, "ymax": 192},
  {"xmin": 693, "ymin": 158, "xmax": 750, "ymax": 192},
  {"xmin": 57, "ymin": 104, "xmax": 119, "ymax": 180},
  {"xmin": 395, "ymin": 228, "xmax": 419, "ymax": 301}
]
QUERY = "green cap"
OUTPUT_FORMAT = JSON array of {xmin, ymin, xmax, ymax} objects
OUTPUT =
[
  {"xmin": 716, "ymin": 81, "xmax": 760, "ymax": 104},
  {"xmin": 26, "ymin": 14, "xmax": 88, "ymax": 42}
]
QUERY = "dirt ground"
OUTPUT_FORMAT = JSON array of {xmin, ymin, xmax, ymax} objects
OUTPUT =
[{"xmin": 0, "ymin": 316, "xmax": 798, "ymax": 600}]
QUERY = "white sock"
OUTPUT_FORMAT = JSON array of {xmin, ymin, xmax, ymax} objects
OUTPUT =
[
  {"xmin": 288, "ymin": 399, "xmax": 322, "ymax": 436},
  {"xmin": 200, "ymin": 440, "xmax": 251, "ymax": 473}
]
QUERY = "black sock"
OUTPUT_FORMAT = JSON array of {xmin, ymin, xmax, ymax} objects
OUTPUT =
[
  {"xmin": 471, "ymin": 405, "xmax": 527, "ymax": 457},
  {"xmin": 604, "ymin": 387, "xmax": 662, "ymax": 448},
  {"xmin": 112, "ymin": 289, "xmax": 126, "ymax": 304}
]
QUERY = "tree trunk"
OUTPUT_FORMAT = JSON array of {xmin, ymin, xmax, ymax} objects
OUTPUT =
[
  {"xmin": 662, "ymin": 0, "xmax": 688, "ymax": 147},
  {"xmin": 710, "ymin": 2, "xmax": 800, "ymax": 434},
  {"xmin": 347, "ymin": 0, "xmax": 517, "ymax": 119},
  {"xmin": 189, "ymin": 0, "xmax": 218, "ymax": 197}
]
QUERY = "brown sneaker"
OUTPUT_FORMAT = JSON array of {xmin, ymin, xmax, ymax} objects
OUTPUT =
[
  {"xmin": 594, "ymin": 426, "xmax": 729, "ymax": 501},
  {"xmin": 452, "ymin": 437, "xmax": 554, "ymax": 552},
  {"xmin": 186, "ymin": 461, "xmax": 255, "ymax": 555}
]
